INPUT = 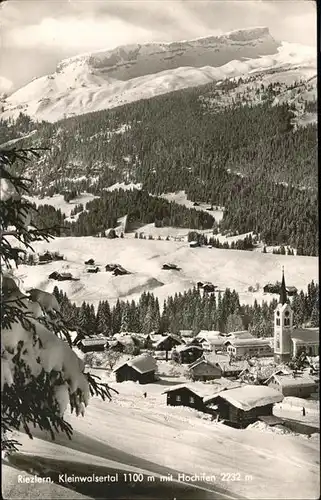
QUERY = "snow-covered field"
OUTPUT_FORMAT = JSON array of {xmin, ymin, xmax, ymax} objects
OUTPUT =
[
  {"xmin": 26, "ymin": 193, "xmax": 99, "ymax": 217},
  {"xmin": 4, "ymin": 372, "xmax": 319, "ymax": 500},
  {"xmin": 15, "ymin": 237, "xmax": 318, "ymax": 309},
  {"xmin": 160, "ymin": 190, "xmax": 225, "ymax": 223}
]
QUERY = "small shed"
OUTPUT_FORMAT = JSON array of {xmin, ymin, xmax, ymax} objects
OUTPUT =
[
  {"xmin": 162, "ymin": 383, "xmax": 211, "ymax": 412},
  {"xmin": 189, "ymin": 241, "xmax": 200, "ymax": 248},
  {"xmin": 265, "ymin": 373, "xmax": 317, "ymax": 398},
  {"xmin": 114, "ymin": 354, "xmax": 157, "ymax": 384},
  {"xmin": 162, "ymin": 263, "xmax": 181, "ymax": 271},
  {"xmin": 86, "ymin": 266, "xmax": 100, "ymax": 273},
  {"xmin": 85, "ymin": 259, "xmax": 95, "ymax": 265},
  {"xmin": 113, "ymin": 265, "xmax": 130, "ymax": 276},
  {"xmin": 188, "ymin": 358, "xmax": 222, "ymax": 381},
  {"xmin": 204, "ymin": 385, "xmax": 284, "ymax": 428},
  {"xmin": 171, "ymin": 345, "xmax": 203, "ymax": 364},
  {"xmin": 78, "ymin": 338, "xmax": 108, "ymax": 353}
]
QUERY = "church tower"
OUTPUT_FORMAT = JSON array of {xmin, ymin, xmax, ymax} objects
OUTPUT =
[{"xmin": 274, "ymin": 268, "xmax": 293, "ymax": 363}]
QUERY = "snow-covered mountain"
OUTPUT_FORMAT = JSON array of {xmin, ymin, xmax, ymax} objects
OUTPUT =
[{"xmin": 0, "ymin": 27, "xmax": 316, "ymax": 123}]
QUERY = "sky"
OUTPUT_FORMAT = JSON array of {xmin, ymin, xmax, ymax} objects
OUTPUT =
[{"xmin": 0, "ymin": 0, "xmax": 317, "ymax": 92}]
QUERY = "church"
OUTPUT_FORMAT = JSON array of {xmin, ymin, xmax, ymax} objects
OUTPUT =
[{"xmin": 273, "ymin": 269, "xmax": 319, "ymax": 362}]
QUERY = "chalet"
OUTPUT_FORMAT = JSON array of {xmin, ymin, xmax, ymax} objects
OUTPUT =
[
  {"xmin": 113, "ymin": 265, "xmax": 130, "ymax": 276},
  {"xmin": 239, "ymin": 366, "xmax": 291, "ymax": 385},
  {"xmin": 215, "ymin": 359, "xmax": 249, "ymax": 378},
  {"xmin": 153, "ymin": 334, "xmax": 183, "ymax": 352},
  {"xmin": 196, "ymin": 331, "xmax": 226, "ymax": 352},
  {"xmin": 86, "ymin": 266, "xmax": 100, "ymax": 273},
  {"xmin": 171, "ymin": 344, "xmax": 203, "ymax": 364},
  {"xmin": 105, "ymin": 263, "xmax": 120, "ymax": 272},
  {"xmin": 203, "ymin": 385, "xmax": 284, "ymax": 428},
  {"xmin": 265, "ymin": 373, "xmax": 317, "ymax": 398},
  {"xmin": 107, "ymin": 340, "xmax": 126, "ymax": 352},
  {"xmin": 162, "ymin": 263, "xmax": 181, "ymax": 271},
  {"xmin": 48, "ymin": 271, "xmax": 74, "ymax": 281},
  {"xmin": 162, "ymin": 383, "xmax": 212, "ymax": 412},
  {"xmin": 85, "ymin": 259, "xmax": 95, "ymax": 265},
  {"xmin": 78, "ymin": 338, "xmax": 108, "ymax": 353},
  {"xmin": 202, "ymin": 284, "xmax": 217, "ymax": 294},
  {"xmin": 38, "ymin": 251, "xmax": 53, "ymax": 263},
  {"xmin": 188, "ymin": 358, "xmax": 221, "ymax": 381},
  {"xmin": 263, "ymin": 282, "xmax": 298, "ymax": 296},
  {"xmin": 112, "ymin": 333, "xmax": 140, "ymax": 354},
  {"xmin": 224, "ymin": 338, "xmax": 273, "ymax": 358},
  {"xmin": 113, "ymin": 354, "xmax": 157, "ymax": 384},
  {"xmin": 189, "ymin": 241, "xmax": 200, "ymax": 248}
]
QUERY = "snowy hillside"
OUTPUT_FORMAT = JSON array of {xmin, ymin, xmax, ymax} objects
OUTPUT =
[
  {"xmin": 0, "ymin": 28, "xmax": 316, "ymax": 123},
  {"xmin": 5, "ymin": 375, "xmax": 319, "ymax": 500},
  {"xmin": 15, "ymin": 237, "xmax": 318, "ymax": 309}
]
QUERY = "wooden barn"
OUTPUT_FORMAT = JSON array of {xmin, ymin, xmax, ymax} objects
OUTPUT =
[
  {"xmin": 188, "ymin": 358, "xmax": 222, "ymax": 381},
  {"xmin": 78, "ymin": 337, "xmax": 108, "ymax": 353},
  {"xmin": 107, "ymin": 340, "xmax": 126, "ymax": 353},
  {"xmin": 154, "ymin": 334, "xmax": 183, "ymax": 352},
  {"xmin": 171, "ymin": 345, "xmax": 203, "ymax": 364},
  {"xmin": 203, "ymin": 385, "xmax": 284, "ymax": 428},
  {"xmin": 114, "ymin": 354, "xmax": 157, "ymax": 384},
  {"xmin": 264, "ymin": 373, "xmax": 317, "ymax": 398},
  {"xmin": 162, "ymin": 383, "xmax": 211, "ymax": 412}
]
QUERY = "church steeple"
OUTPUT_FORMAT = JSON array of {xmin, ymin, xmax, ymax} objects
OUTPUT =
[{"xmin": 279, "ymin": 266, "xmax": 287, "ymax": 305}]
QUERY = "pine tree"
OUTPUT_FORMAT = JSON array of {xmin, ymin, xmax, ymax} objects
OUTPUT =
[{"xmin": 0, "ymin": 148, "xmax": 114, "ymax": 454}]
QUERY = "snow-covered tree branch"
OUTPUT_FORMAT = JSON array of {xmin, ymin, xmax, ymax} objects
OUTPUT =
[{"xmin": 1, "ymin": 148, "xmax": 116, "ymax": 454}]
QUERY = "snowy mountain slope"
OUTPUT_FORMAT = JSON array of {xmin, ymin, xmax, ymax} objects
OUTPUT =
[
  {"xmin": 0, "ymin": 28, "xmax": 316, "ymax": 123},
  {"xmin": 14, "ymin": 237, "xmax": 318, "ymax": 309}
]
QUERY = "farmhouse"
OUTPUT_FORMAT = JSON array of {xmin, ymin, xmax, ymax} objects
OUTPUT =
[
  {"xmin": 113, "ymin": 354, "xmax": 157, "ymax": 384},
  {"xmin": 108, "ymin": 340, "xmax": 126, "ymax": 352},
  {"xmin": 171, "ymin": 344, "xmax": 203, "ymax": 364},
  {"xmin": 113, "ymin": 265, "xmax": 130, "ymax": 276},
  {"xmin": 204, "ymin": 385, "xmax": 284, "ymax": 428},
  {"xmin": 265, "ymin": 373, "xmax": 317, "ymax": 398},
  {"xmin": 78, "ymin": 337, "xmax": 108, "ymax": 353},
  {"xmin": 188, "ymin": 358, "xmax": 221, "ymax": 381},
  {"xmin": 224, "ymin": 338, "xmax": 273, "ymax": 358},
  {"xmin": 48, "ymin": 271, "xmax": 75, "ymax": 281},
  {"xmin": 162, "ymin": 383, "xmax": 212, "ymax": 411}
]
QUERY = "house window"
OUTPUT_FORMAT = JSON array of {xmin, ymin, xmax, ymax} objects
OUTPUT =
[
  {"xmin": 176, "ymin": 395, "xmax": 181, "ymax": 402},
  {"xmin": 276, "ymin": 318, "xmax": 280, "ymax": 326},
  {"xmin": 276, "ymin": 340, "xmax": 280, "ymax": 349},
  {"xmin": 189, "ymin": 396, "xmax": 195, "ymax": 404},
  {"xmin": 284, "ymin": 318, "xmax": 290, "ymax": 326}
]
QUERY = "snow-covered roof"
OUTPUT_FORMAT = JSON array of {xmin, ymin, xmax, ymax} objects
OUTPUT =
[
  {"xmin": 188, "ymin": 358, "xmax": 216, "ymax": 370},
  {"xmin": 179, "ymin": 330, "xmax": 194, "ymax": 337},
  {"xmin": 217, "ymin": 360, "xmax": 249, "ymax": 372},
  {"xmin": 267, "ymin": 374, "xmax": 317, "ymax": 388},
  {"xmin": 196, "ymin": 330, "xmax": 222, "ymax": 341},
  {"xmin": 225, "ymin": 338, "xmax": 273, "ymax": 347},
  {"xmin": 291, "ymin": 328, "xmax": 319, "ymax": 344},
  {"xmin": 154, "ymin": 334, "xmax": 182, "ymax": 348},
  {"xmin": 79, "ymin": 338, "xmax": 107, "ymax": 347},
  {"xmin": 162, "ymin": 383, "xmax": 213, "ymax": 398},
  {"xmin": 228, "ymin": 330, "xmax": 254, "ymax": 339},
  {"xmin": 114, "ymin": 354, "xmax": 157, "ymax": 374},
  {"xmin": 174, "ymin": 344, "xmax": 203, "ymax": 352},
  {"xmin": 211, "ymin": 385, "xmax": 284, "ymax": 411}
]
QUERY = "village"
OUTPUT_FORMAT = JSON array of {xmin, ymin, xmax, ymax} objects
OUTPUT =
[{"xmin": 70, "ymin": 271, "xmax": 319, "ymax": 437}]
